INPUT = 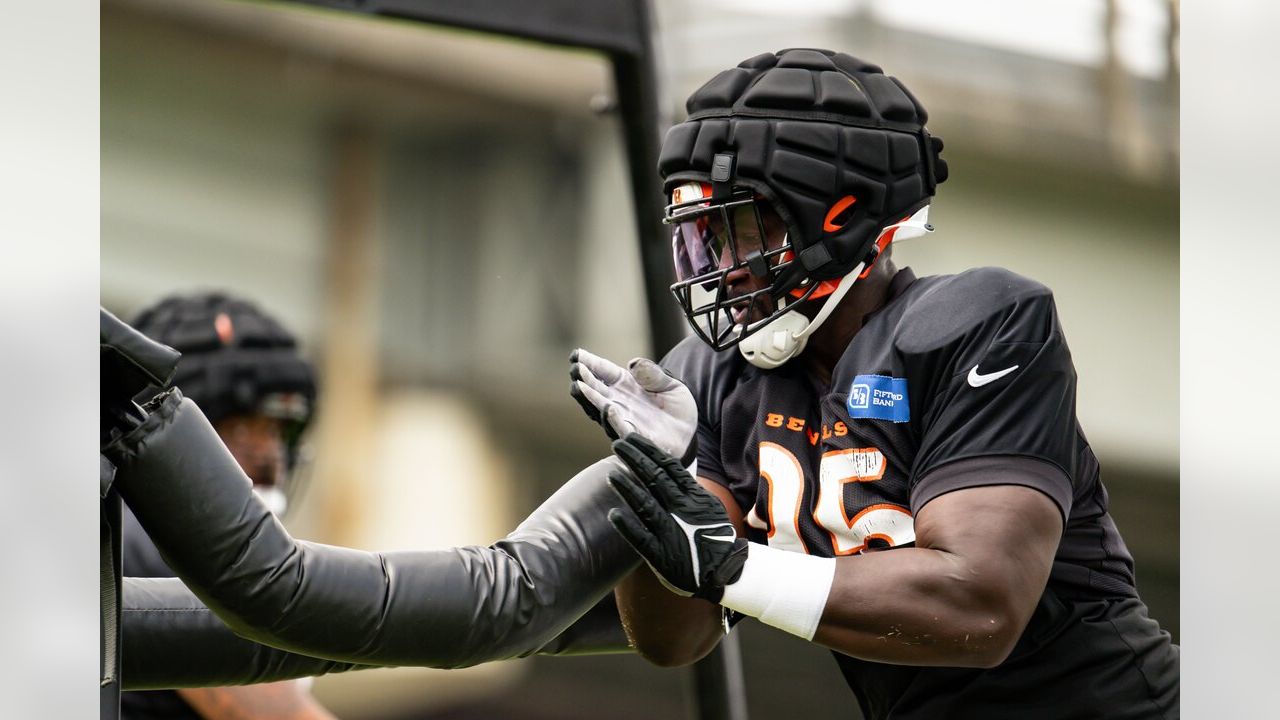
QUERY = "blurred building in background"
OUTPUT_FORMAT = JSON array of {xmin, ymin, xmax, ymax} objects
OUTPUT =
[{"xmin": 101, "ymin": 1, "xmax": 1177, "ymax": 718}]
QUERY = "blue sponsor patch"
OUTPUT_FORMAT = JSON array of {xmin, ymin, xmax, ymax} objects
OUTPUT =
[{"xmin": 847, "ymin": 375, "xmax": 910, "ymax": 423}]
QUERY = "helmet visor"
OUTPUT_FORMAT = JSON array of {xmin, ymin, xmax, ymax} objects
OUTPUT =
[
  {"xmin": 669, "ymin": 194, "xmax": 782, "ymax": 283},
  {"xmin": 664, "ymin": 185, "xmax": 809, "ymax": 350}
]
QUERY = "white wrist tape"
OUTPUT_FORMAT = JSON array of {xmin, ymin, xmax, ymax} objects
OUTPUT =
[{"xmin": 719, "ymin": 542, "xmax": 837, "ymax": 641}]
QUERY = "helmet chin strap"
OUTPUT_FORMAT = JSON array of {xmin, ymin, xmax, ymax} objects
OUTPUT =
[{"xmin": 738, "ymin": 206, "xmax": 933, "ymax": 369}]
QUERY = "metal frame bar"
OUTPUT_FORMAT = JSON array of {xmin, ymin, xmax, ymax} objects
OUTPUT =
[
  {"xmin": 270, "ymin": 1, "xmax": 740, "ymax": 718},
  {"xmin": 285, "ymin": 0, "xmax": 685, "ymax": 356}
]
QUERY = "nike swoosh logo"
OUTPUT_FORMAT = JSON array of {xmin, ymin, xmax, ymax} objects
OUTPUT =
[
  {"xmin": 967, "ymin": 364, "xmax": 1019, "ymax": 387},
  {"xmin": 704, "ymin": 534, "xmax": 736, "ymax": 543}
]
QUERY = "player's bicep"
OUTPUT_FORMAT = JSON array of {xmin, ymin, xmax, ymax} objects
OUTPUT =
[
  {"xmin": 697, "ymin": 476, "xmax": 747, "ymax": 537},
  {"xmin": 914, "ymin": 484, "xmax": 1061, "ymax": 616}
]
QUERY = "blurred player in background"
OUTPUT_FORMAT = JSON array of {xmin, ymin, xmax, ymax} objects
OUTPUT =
[
  {"xmin": 572, "ymin": 49, "xmax": 1178, "ymax": 719},
  {"xmin": 119, "ymin": 292, "xmax": 336, "ymax": 720},
  {"xmin": 104, "ymin": 304, "xmax": 635, "ymax": 688}
]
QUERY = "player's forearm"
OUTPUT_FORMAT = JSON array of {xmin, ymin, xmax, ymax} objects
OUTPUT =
[
  {"xmin": 611, "ymin": 471, "xmax": 746, "ymax": 667},
  {"xmin": 177, "ymin": 682, "xmax": 338, "ymax": 720},
  {"xmin": 614, "ymin": 565, "xmax": 725, "ymax": 667},
  {"xmin": 812, "ymin": 547, "xmax": 1031, "ymax": 668}
]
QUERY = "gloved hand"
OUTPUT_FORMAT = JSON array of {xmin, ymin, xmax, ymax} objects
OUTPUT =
[
  {"xmin": 605, "ymin": 434, "xmax": 746, "ymax": 602},
  {"xmin": 101, "ymin": 307, "xmax": 181, "ymax": 447},
  {"xmin": 569, "ymin": 349, "xmax": 698, "ymax": 471}
]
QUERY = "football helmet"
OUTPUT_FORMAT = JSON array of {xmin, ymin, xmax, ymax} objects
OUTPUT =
[
  {"xmin": 659, "ymin": 49, "xmax": 947, "ymax": 367},
  {"xmin": 131, "ymin": 292, "xmax": 317, "ymax": 514}
]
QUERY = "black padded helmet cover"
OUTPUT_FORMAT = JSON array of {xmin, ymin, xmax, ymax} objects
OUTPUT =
[
  {"xmin": 130, "ymin": 292, "xmax": 317, "ymax": 431},
  {"xmin": 659, "ymin": 49, "xmax": 948, "ymax": 280}
]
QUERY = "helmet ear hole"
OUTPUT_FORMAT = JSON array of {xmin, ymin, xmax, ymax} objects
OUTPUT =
[
  {"xmin": 829, "ymin": 206, "xmax": 855, "ymax": 229},
  {"xmin": 823, "ymin": 195, "xmax": 858, "ymax": 233}
]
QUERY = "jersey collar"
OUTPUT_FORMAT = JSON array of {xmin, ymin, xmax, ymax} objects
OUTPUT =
[
  {"xmin": 887, "ymin": 266, "xmax": 917, "ymax": 303},
  {"xmin": 860, "ymin": 266, "xmax": 917, "ymax": 328}
]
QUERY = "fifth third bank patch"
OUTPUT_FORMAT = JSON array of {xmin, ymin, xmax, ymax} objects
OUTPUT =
[{"xmin": 846, "ymin": 374, "xmax": 910, "ymax": 423}]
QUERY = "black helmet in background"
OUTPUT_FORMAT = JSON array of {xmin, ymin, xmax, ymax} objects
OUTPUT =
[{"xmin": 131, "ymin": 291, "xmax": 317, "ymax": 515}]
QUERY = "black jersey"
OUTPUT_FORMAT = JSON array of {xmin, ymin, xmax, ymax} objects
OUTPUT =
[
  {"xmin": 120, "ymin": 506, "xmax": 204, "ymax": 720},
  {"xmin": 662, "ymin": 267, "xmax": 1177, "ymax": 719}
]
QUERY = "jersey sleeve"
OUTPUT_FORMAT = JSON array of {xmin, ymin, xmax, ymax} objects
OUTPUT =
[{"xmin": 906, "ymin": 272, "xmax": 1080, "ymax": 521}]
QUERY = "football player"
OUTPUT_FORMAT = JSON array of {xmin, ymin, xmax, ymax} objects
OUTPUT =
[
  {"xmin": 571, "ymin": 49, "xmax": 1178, "ymax": 719},
  {"xmin": 119, "ymin": 293, "xmax": 335, "ymax": 720}
]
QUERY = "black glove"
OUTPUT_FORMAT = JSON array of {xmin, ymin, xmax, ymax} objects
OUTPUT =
[
  {"xmin": 606, "ymin": 434, "xmax": 747, "ymax": 602},
  {"xmin": 100, "ymin": 307, "xmax": 181, "ymax": 448}
]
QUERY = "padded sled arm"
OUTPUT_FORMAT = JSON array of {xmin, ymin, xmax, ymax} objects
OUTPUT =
[
  {"xmin": 529, "ymin": 594, "xmax": 631, "ymax": 657},
  {"xmin": 121, "ymin": 577, "xmax": 375, "ymax": 689},
  {"xmin": 106, "ymin": 390, "xmax": 639, "ymax": 668},
  {"xmin": 121, "ymin": 579, "xmax": 630, "ymax": 690}
]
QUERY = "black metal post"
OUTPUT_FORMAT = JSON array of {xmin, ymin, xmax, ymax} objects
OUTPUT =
[{"xmin": 691, "ymin": 632, "xmax": 749, "ymax": 720}]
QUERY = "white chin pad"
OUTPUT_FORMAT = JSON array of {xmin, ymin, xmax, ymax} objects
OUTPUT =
[
  {"xmin": 254, "ymin": 486, "xmax": 288, "ymax": 516},
  {"xmin": 737, "ymin": 311, "xmax": 812, "ymax": 369}
]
